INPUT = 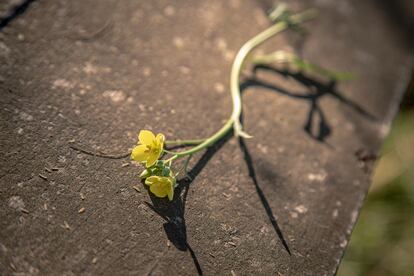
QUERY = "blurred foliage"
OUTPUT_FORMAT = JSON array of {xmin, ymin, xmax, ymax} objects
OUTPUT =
[{"xmin": 338, "ymin": 77, "xmax": 414, "ymax": 276}]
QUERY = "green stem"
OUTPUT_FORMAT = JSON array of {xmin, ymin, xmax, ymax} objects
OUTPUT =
[
  {"xmin": 165, "ymin": 119, "xmax": 233, "ymax": 157},
  {"xmin": 165, "ymin": 139, "xmax": 206, "ymax": 146},
  {"xmin": 231, "ymin": 9, "xmax": 316, "ymax": 137},
  {"xmin": 165, "ymin": 9, "xmax": 316, "ymax": 157}
]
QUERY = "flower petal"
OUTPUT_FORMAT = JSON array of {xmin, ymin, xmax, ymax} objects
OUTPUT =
[
  {"xmin": 131, "ymin": 145, "xmax": 148, "ymax": 162},
  {"xmin": 145, "ymin": 176, "xmax": 159, "ymax": 186},
  {"xmin": 139, "ymin": 130, "xmax": 155, "ymax": 145},
  {"xmin": 145, "ymin": 152, "xmax": 159, "ymax": 167},
  {"xmin": 156, "ymin": 133, "xmax": 165, "ymax": 147},
  {"xmin": 149, "ymin": 181, "xmax": 168, "ymax": 198}
]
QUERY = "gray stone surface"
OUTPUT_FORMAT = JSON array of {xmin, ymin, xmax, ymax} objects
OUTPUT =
[{"xmin": 0, "ymin": 0, "xmax": 412, "ymax": 275}]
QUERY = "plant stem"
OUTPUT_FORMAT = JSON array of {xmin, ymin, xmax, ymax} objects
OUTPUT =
[
  {"xmin": 231, "ymin": 9, "xmax": 317, "ymax": 137},
  {"xmin": 164, "ymin": 119, "xmax": 233, "ymax": 157},
  {"xmin": 165, "ymin": 139, "xmax": 206, "ymax": 145},
  {"xmin": 165, "ymin": 9, "xmax": 316, "ymax": 157}
]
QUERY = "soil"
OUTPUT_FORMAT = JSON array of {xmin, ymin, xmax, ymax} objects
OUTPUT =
[{"xmin": 0, "ymin": 0, "xmax": 412, "ymax": 275}]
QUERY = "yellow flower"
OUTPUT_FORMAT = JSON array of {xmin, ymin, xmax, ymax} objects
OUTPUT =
[
  {"xmin": 145, "ymin": 175, "xmax": 175, "ymax": 201},
  {"xmin": 131, "ymin": 130, "xmax": 165, "ymax": 167}
]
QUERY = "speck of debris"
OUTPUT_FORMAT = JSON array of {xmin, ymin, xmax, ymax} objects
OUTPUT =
[
  {"xmin": 102, "ymin": 90, "xmax": 126, "ymax": 103},
  {"xmin": 78, "ymin": 207, "xmax": 85, "ymax": 214},
  {"xmin": 173, "ymin": 37, "xmax": 184, "ymax": 48},
  {"xmin": 52, "ymin": 78, "xmax": 74, "ymax": 90},
  {"xmin": 164, "ymin": 5, "xmax": 176, "ymax": 16},
  {"xmin": 58, "ymin": 155, "xmax": 67, "ymax": 163},
  {"xmin": 9, "ymin": 196, "xmax": 25, "ymax": 210},
  {"xmin": 355, "ymin": 148, "xmax": 378, "ymax": 162},
  {"xmin": 45, "ymin": 167, "xmax": 52, "ymax": 173},
  {"xmin": 19, "ymin": 112, "xmax": 33, "ymax": 121},
  {"xmin": 307, "ymin": 172, "xmax": 327, "ymax": 182},
  {"xmin": 231, "ymin": 270, "xmax": 237, "ymax": 276},
  {"xmin": 63, "ymin": 221, "xmax": 70, "ymax": 230},
  {"xmin": 143, "ymin": 67, "xmax": 151, "ymax": 77},
  {"xmin": 20, "ymin": 208, "xmax": 29, "ymax": 214},
  {"xmin": 10, "ymin": 262, "xmax": 16, "ymax": 271},
  {"xmin": 214, "ymin": 82, "xmax": 225, "ymax": 93},
  {"xmin": 43, "ymin": 203, "xmax": 48, "ymax": 210},
  {"xmin": 68, "ymin": 139, "xmax": 75, "ymax": 143},
  {"xmin": 121, "ymin": 163, "xmax": 130, "ymax": 167},
  {"xmin": 92, "ymin": 257, "xmax": 98, "ymax": 264},
  {"xmin": 167, "ymin": 240, "xmax": 171, "ymax": 247},
  {"xmin": 179, "ymin": 66, "xmax": 190, "ymax": 74},
  {"xmin": 209, "ymin": 252, "xmax": 215, "ymax": 258},
  {"xmin": 51, "ymin": 167, "xmax": 59, "ymax": 171},
  {"xmin": 294, "ymin": 205, "xmax": 308, "ymax": 214},
  {"xmin": 132, "ymin": 186, "xmax": 141, "ymax": 193},
  {"xmin": 222, "ymin": 192, "xmax": 230, "ymax": 198},
  {"xmin": 227, "ymin": 241, "xmax": 236, "ymax": 247},
  {"xmin": 80, "ymin": 193, "xmax": 86, "ymax": 200},
  {"xmin": 38, "ymin": 174, "xmax": 48, "ymax": 180}
]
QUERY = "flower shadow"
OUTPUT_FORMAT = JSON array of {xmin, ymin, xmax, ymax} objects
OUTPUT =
[
  {"xmin": 242, "ymin": 65, "xmax": 377, "ymax": 144},
  {"xmin": 144, "ymin": 130, "xmax": 233, "ymax": 275}
]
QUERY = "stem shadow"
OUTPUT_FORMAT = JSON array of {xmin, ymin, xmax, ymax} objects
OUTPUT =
[
  {"xmin": 144, "ymin": 130, "xmax": 233, "ymax": 275},
  {"xmin": 238, "ymin": 137, "xmax": 292, "ymax": 255},
  {"xmin": 242, "ymin": 65, "xmax": 377, "ymax": 143},
  {"xmin": 0, "ymin": 0, "xmax": 36, "ymax": 30}
]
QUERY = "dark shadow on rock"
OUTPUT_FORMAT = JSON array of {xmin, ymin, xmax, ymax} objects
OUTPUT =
[
  {"xmin": 242, "ymin": 65, "xmax": 377, "ymax": 143},
  {"xmin": 0, "ymin": 0, "xmax": 36, "ymax": 30},
  {"xmin": 142, "ymin": 62, "xmax": 371, "ymax": 266},
  {"xmin": 235, "ymin": 64, "xmax": 377, "ymax": 254},
  {"xmin": 238, "ymin": 136, "xmax": 292, "ymax": 255},
  {"xmin": 144, "ymin": 131, "xmax": 233, "ymax": 276}
]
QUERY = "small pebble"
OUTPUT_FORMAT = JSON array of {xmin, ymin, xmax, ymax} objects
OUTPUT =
[{"xmin": 78, "ymin": 207, "xmax": 85, "ymax": 214}]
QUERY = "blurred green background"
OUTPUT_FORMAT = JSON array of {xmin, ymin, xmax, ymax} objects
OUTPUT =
[{"xmin": 338, "ymin": 76, "xmax": 414, "ymax": 276}]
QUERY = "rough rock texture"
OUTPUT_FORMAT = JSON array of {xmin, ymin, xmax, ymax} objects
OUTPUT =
[{"xmin": 0, "ymin": 0, "xmax": 412, "ymax": 275}]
